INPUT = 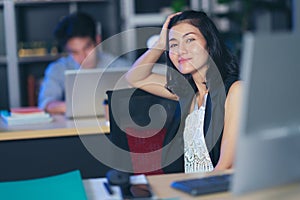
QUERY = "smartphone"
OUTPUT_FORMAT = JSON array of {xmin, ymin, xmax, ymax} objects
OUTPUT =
[{"xmin": 121, "ymin": 183, "xmax": 153, "ymax": 199}]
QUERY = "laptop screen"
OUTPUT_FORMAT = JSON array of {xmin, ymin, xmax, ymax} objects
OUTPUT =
[{"xmin": 64, "ymin": 68, "xmax": 130, "ymax": 118}]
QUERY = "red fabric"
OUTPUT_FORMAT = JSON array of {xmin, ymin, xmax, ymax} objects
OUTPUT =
[{"xmin": 125, "ymin": 127, "xmax": 167, "ymax": 175}]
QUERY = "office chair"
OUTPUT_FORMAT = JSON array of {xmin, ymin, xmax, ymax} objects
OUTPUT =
[{"xmin": 106, "ymin": 88, "xmax": 184, "ymax": 175}]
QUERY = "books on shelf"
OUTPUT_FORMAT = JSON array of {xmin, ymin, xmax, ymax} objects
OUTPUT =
[{"xmin": 1, "ymin": 107, "xmax": 53, "ymax": 125}]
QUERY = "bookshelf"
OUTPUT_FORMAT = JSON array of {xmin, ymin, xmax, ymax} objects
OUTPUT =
[{"xmin": 2, "ymin": 0, "xmax": 122, "ymax": 108}]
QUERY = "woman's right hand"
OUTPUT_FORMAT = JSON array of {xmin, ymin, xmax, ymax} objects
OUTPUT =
[
  {"xmin": 126, "ymin": 12, "xmax": 182, "ymax": 100},
  {"xmin": 155, "ymin": 12, "xmax": 182, "ymax": 50}
]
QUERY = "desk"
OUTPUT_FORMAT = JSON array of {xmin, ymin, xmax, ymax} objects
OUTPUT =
[
  {"xmin": 82, "ymin": 171, "xmax": 300, "ymax": 200},
  {"xmin": 0, "ymin": 115, "xmax": 109, "ymax": 141},
  {"xmin": 0, "ymin": 115, "xmax": 111, "ymax": 181},
  {"xmin": 147, "ymin": 172, "xmax": 300, "ymax": 200}
]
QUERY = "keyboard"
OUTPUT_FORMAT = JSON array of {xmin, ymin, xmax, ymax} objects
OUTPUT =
[{"xmin": 171, "ymin": 174, "xmax": 232, "ymax": 196}]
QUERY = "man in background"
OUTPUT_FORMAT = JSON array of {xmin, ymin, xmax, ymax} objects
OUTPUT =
[{"xmin": 38, "ymin": 12, "xmax": 131, "ymax": 114}]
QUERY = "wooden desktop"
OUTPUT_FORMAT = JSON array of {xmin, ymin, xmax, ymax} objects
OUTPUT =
[
  {"xmin": 81, "ymin": 170, "xmax": 300, "ymax": 199},
  {"xmin": 0, "ymin": 114, "xmax": 109, "ymax": 141},
  {"xmin": 147, "ymin": 171, "xmax": 300, "ymax": 200}
]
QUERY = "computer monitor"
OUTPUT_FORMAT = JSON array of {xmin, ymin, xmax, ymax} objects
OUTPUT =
[{"xmin": 232, "ymin": 32, "xmax": 300, "ymax": 195}]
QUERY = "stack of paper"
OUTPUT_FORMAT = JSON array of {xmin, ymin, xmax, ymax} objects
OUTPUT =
[
  {"xmin": 83, "ymin": 174, "xmax": 156, "ymax": 200},
  {"xmin": 0, "ymin": 170, "xmax": 87, "ymax": 200},
  {"xmin": 1, "ymin": 107, "xmax": 52, "ymax": 125}
]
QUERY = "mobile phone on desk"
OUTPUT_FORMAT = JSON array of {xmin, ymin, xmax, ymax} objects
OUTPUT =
[
  {"xmin": 106, "ymin": 169, "xmax": 154, "ymax": 199},
  {"xmin": 121, "ymin": 183, "xmax": 153, "ymax": 199}
]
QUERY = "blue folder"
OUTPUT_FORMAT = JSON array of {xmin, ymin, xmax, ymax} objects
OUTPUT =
[{"xmin": 0, "ymin": 170, "xmax": 87, "ymax": 200}]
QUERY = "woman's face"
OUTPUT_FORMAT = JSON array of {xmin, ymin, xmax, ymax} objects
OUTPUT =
[{"xmin": 168, "ymin": 23, "xmax": 209, "ymax": 75}]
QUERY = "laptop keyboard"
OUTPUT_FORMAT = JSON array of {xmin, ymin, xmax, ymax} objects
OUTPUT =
[{"xmin": 171, "ymin": 174, "xmax": 232, "ymax": 196}]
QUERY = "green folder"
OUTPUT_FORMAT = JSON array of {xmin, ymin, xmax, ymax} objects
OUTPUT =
[{"xmin": 0, "ymin": 170, "xmax": 87, "ymax": 200}]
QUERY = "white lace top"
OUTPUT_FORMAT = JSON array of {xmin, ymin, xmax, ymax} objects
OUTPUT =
[{"xmin": 184, "ymin": 94, "xmax": 214, "ymax": 173}]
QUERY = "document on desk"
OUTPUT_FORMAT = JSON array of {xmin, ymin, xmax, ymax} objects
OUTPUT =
[
  {"xmin": 83, "ymin": 174, "xmax": 156, "ymax": 200},
  {"xmin": 83, "ymin": 178, "xmax": 122, "ymax": 200},
  {"xmin": 0, "ymin": 170, "xmax": 87, "ymax": 200}
]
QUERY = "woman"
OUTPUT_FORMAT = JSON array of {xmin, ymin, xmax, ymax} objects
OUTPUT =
[{"xmin": 126, "ymin": 10, "xmax": 242, "ymax": 173}]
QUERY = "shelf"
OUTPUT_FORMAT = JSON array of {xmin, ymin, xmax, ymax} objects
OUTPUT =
[
  {"xmin": 2, "ymin": 0, "xmax": 122, "ymax": 108},
  {"xmin": 129, "ymin": 13, "xmax": 168, "ymax": 27},
  {"xmin": 14, "ymin": 0, "xmax": 108, "ymax": 5},
  {"xmin": 18, "ymin": 53, "xmax": 66, "ymax": 64}
]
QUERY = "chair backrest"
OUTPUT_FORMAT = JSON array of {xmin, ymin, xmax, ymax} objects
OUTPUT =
[{"xmin": 106, "ymin": 88, "xmax": 184, "ymax": 175}]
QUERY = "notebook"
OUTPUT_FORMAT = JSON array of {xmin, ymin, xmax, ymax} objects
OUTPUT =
[
  {"xmin": 65, "ymin": 68, "xmax": 130, "ymax": 118},
  {"xmin": 171, "ymin": 174, "xmax": 232, "ymax": 196}
]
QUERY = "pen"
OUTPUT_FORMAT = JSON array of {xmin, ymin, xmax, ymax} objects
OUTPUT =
[{"xmin": 103, "ymin": 182, "xmax": 114, "ymax": 195}]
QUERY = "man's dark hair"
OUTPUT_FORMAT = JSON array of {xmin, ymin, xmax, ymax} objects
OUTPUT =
[{"xmin": 54, "ymin": 12, "xmax": 96, "ymax": 48}]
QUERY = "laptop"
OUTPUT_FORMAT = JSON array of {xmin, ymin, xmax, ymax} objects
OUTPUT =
[{"xmin": 65, "ymin": 68, "xmax": 130, "ymax": 118}]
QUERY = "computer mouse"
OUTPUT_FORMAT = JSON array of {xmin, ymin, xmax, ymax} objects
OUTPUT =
[{"xmin": 106, "ymin": 169, "xmax": 130, "ymax": 187}]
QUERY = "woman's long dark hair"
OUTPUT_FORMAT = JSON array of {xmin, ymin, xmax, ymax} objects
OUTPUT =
[{"xmin": 165, "ymin": 10, "xmax": 239, "ymax": 96}]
